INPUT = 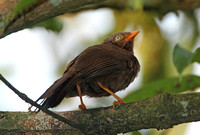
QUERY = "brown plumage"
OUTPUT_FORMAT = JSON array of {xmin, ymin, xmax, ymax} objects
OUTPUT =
[{"xmin": 34, "ymin": 31, "xmax": 140, "ymax": 110}]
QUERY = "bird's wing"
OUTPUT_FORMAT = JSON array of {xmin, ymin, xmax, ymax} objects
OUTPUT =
[{"xmin": 74, "ymin": 45, "xmax": 129, "ymax": 81}]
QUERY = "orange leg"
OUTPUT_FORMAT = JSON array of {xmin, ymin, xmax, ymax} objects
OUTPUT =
[
  {"xmin": 76, "ymin": 84, "xmax": 86, "ymax": 110},
  {"xmin": 98, "ymin": 82, "xmax": 125, "ymax": 108}
]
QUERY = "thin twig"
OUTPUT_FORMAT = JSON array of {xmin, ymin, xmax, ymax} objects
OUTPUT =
[{"xmin": 0, "ymin": 74, "xmax": 80, "ymax": 130}]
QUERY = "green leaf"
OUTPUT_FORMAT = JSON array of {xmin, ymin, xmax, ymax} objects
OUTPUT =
[
  {"xmin": 192, "ymin": 48, "xmax": 200, "ymax": 63},
  {"xmin": 124, "ymin": 75, "xmax": 200, "ymax": 103},
  {"xmin": 132, "ymin": 131, "xmax": 142, "ymax": 135},
  {"xmin": 33, "ymin": 18, "xmax": 63, "ymax": 32},
  {"xmin": 173, "ymin": 44, "xmax": 193, "ymax": 74}
]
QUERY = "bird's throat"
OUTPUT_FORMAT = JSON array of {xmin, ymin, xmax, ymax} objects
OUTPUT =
[{"xmin": 124, "ymin": 41, "xmax": 134, "ymax": 55}]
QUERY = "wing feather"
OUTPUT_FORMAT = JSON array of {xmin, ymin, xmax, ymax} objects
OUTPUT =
[{"xmin": 74, "ymin": 45, "xmax": 128, "ymax": 81}]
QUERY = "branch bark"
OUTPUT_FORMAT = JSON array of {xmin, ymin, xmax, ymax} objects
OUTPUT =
[
  {"xmin": 0, "ymin": 74, "xmax": 81, "ymax": 130},
  {"xmin": 0, "ymin": 0, "xmax": 106, "ymax": 39},
  {"xmin": 1, "ymin": 73, "xmax": 200, "ymax": 134},
  {"xmin": 2, "ymin": 73, "xmax": 200, "ymax": 134},
  {"xmin": 1, "ymin": 0, "xmax": 200, "ymax": 39},
  {"xmin": 1, "ymin": 92, "xmax": 200, "ymax": 134}
]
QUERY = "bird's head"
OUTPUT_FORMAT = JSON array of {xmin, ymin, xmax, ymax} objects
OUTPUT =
[{"xmin": 103, "ymin": 31, "xmax": 140, "ymax": 54}]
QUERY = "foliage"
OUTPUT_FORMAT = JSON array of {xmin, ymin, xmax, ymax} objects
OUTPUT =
[
  {"xmin": 125, "ymin": 44, "xmax": 200, "ymax": 104},
  {"xmin": 124, "ymin": 74, "xmax": 200, "ymax": 102},
  {"xmin": 33, "ymin": 18, "xmax": 63, "ymax": 32},
  {"xmin": 173, "ymin": 44, "xmax": 200, "ymax": 74},
  {"xmin": 192, "ymin": 48, "xmax": 200, "ymax": 63}
]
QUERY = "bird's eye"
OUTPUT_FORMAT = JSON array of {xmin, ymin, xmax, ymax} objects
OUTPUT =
[
  {"xmin": 115, "ymin": 36, "xmax": 121, "ymax": 40},
  {"xmin": 114, "ymin": 35, "xmax": 123, "ymax": 42}
]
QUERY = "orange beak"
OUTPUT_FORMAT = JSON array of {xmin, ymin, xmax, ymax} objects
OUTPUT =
[{"xmin": 125, "ymin": 30, "xmax": 140, "ymax": 41}]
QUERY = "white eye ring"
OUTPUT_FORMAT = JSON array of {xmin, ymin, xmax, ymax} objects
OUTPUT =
[{"xmin": 115, "ymin": 36, "xmax": 121, "ymax": 40}]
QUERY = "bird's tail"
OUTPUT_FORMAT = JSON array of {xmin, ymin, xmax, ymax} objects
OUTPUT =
[{"xmin": 29, "ymin": 73, "xmax": 76, "ymax": 111}]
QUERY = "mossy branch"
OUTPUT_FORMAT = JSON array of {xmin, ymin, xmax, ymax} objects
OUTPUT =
[
  {"xmin": 0, "ymin": 0, "xmax": 106, "ymax": 39},
  {"xmin": 1, "ymin": 74, "xmax": 200, "ymax": 134},
  {"xmin": 1, "ymin": 0, "xmax": 200, "ymax": 39}
]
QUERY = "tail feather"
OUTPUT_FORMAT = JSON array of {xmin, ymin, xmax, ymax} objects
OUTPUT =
[
  {"xmin": 39, "ymin": 74, "xmax": 71, "ymax": 99},
  {"xmin": 40, "ymin": 86, "xmax": 66, "ymax": 108},
  {"xmin": 30, "ymin": 73, "xmax": 76, "ymax": 111}
]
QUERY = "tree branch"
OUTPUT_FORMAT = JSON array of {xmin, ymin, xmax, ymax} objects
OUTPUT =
[
  {"xmin": 0, "ymin": 74, "xmax": 81, "ymax": 131},
  {"xmin": 1, "ymin": 74, "xmax": 200, "ymax": 134},
  {"xmin": 0, "ymin": 0, "xmax": 106, "ymax": 39},
  {"xmin": 1, "ymin": 0, "xmax": 200, "ymax": 39}
]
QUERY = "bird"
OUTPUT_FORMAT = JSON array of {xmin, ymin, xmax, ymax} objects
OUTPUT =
[{"xmin": 32, "ymin": 30, "xmax": 140, "ymax": 110}]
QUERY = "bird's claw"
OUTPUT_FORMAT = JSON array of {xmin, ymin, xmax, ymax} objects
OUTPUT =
[
  {"xmin": 112, "ymin": 100, "xmax": 125, "ymax": 108},
  {"xmin": 79, "ymin": 103, "xmax": 86, "ymax": 110}
]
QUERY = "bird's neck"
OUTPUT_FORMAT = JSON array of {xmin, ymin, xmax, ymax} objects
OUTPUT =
[{"xmin": 124, "ymin": 42, "xmax": 134, "ymax": 55}]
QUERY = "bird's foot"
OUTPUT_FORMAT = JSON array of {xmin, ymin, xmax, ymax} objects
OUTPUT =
[
  {"xmin": 79, "ymin": 103, "xmax": 86, "ymax": 110},
  {"xmin": 28, "ymin": 106, "xmax": 32, "ymax": 112},
  {"xmin": 112, "ymin": 99, "xmax": 125, "ymax": 108}
]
